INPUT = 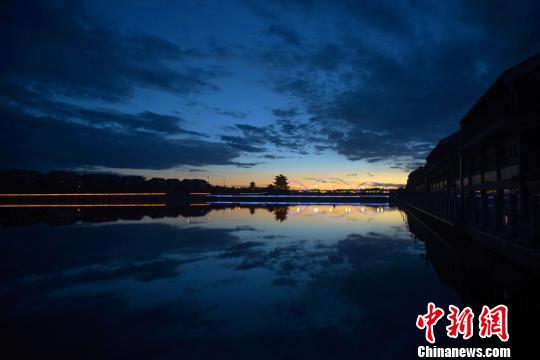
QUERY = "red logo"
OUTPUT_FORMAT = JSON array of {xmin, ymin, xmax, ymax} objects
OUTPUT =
[
  {"xmin": 478, "ymin": 305, "xmax": 509, "ymax": 342},
  {"xmin": 416, "ymin": 302, "xmax": 445, "ymax": 343},
  {"xmin": 416, "ymin": 304, "xmax": 509, "ymax": 343},
  {"xmin": 446, "ymin": 305, "xmax": 474, "ymax": 340}
]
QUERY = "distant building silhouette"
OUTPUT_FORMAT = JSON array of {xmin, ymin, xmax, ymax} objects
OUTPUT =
[{"xmin": 0, "ymin": 169, "xmax": 210, "ymax": 194}]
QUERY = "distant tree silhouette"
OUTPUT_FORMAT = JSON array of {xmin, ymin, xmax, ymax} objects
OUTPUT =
[
  {"xmin": 273, "ymin": 174, "xmax": 289, "ymax": 190},
  {"xmin": 249, "ymin": 181, "xmax": 256, "ymax": 189}
]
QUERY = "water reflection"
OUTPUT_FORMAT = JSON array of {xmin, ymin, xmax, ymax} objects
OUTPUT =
[
  {"xmin": 407, "ymin": 212, "xmax": 540, "ymax": 356},
  {"xmin": 0, "ymin": 205, "xmax": 537, "ymax": 359},
  {"xmin": 0, "ymin": 203, "xmax": 393, "ymax": 227}
]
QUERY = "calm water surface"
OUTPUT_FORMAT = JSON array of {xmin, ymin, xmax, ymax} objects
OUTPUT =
[{"xmin": 0, "ymin": 205, "xmax": 537, "ymax": 359}]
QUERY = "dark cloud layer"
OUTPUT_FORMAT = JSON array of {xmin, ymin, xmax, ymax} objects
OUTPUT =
[
  {"xmin": 0, "ymin": 104, "xmax": 243, "ymax": 170},
  {"xmin": 1, "ymin": 0, "xmax": 224, "ymax": 102},
  {"xmin": 266, "ymin": 24, "xmax": 302, "ymax": 46},
  {"xmin": 250, "ymin": 0, "xmax": 540, "ymax": 165},
  {"xmin": 1, "ymin": 0, "xmax": 539, "ymax": 172},
  {"xmin": 0, "ymin": 0, "xmax": 243, "ymax": 170}
]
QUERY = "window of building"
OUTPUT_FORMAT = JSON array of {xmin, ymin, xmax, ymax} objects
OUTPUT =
[
  {"xmin": 503, "ymin": 139, "xmax": 518, "ymax": 165},
  {"xmin": 485, "ymin": 148, "xmax": 497, "ymax": 170}
]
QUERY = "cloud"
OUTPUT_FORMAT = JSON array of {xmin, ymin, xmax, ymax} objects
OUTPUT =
[
  {"xmin": 66, "ymin": 108, "xmax": 205, "ymax": 136},
  {"xmin": 220, "ymin": 123, "xmax": 305, "ymax": 154},
  {"xmin": 219, "ymin": 135, "xmax": 267, "ymax": 153},
  {"xmin": 1, "ymin": 0, "xmax": 226, "ymax": 103},
  {"xmin": 261, "ymin": 154, "xmax": 288, "ymax": 160},
  {"xmin": 0, "ymin": 103, "xmax": 243, "ymax": 170},
  {"xmin": 249, "ymin": 0, "xmax": 540, "ymax": 165},
  {"xmin": 266, "ymin": 24, "xmax": 302, "ymax": 46},
  {"xmin": 0, "ymin": 223, "xmax": 251, "ymax": 280},
  {"xmin": 3, "ymin": 0, "xmax": 540, "ymax": 173},
  {"xmin": 0, "ymin": 1, "xmax": 255, "ymax": 171},
  {"xmin": 272, "ymin": 107, "xmax": 300, "ymax": 119},
  {"xmin": 308, "ymin": 43, "xmax": 344, "ymax": 71},
  {"xmin": 233, "ymin": 162, "xmax": 265, "ymax": 168},
  {"xmin": 212, "ymin": 108, "xmax": 249, "ymax": 120}
]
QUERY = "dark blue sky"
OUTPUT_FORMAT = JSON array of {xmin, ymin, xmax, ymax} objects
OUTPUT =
[{"xmin": 2, "ymin": 0, "xmax": 539, "ymax": 187}]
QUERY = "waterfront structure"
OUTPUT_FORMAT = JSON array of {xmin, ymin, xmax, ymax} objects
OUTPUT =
[{"xmin": 405, "ymin": 53, "xmax": 540, "ymax": 258}]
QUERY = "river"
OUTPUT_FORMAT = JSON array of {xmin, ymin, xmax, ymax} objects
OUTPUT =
[{"xmin": 0, "ymin": 204, "xmax": 537, "ymax": 359}]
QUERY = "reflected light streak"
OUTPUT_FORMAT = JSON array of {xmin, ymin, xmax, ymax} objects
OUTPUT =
[
  {"xmin": 0, "ymin": 193, "xmax": 166, "ymax": 196},
  {"xmin": 0, "ymin": 204, "xmax": 166, "ymax": 208}
]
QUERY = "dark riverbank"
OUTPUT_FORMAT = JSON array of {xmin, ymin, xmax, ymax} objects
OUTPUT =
[
  {"xmin": 401, "ymin": 201, "xmax": 540, "ymax": 277},
  {"xmin": 406, "ymin": 207, "xmax": 540, "ymax": 358}
]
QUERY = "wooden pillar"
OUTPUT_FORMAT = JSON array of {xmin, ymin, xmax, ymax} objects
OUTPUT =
[
  {"xmin": 481, "ymin": 189, "xmax": 488, "ymax": 229},
  {"xmin": 496, "ymin": 188, "xmax": 504, "ymax": 232},
  {"xmin": 510, "ymin": 190, "xmax": 518, "ymax": 238},
  {"xmin": 519, "ymin": 133, "xmax": 531, "ymax": 243},
  {"xmin": 494, "ymin": 137, "xmax": 503, "ymax": 232},
  {"xmin": 459, "ymin": 144, "xmax": 464, "ymax": 225}
]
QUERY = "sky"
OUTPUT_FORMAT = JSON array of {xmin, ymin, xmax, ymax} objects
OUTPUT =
[{"xmin": 1, "ymin": 0, "xmax": 539, "ymax": 188}]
